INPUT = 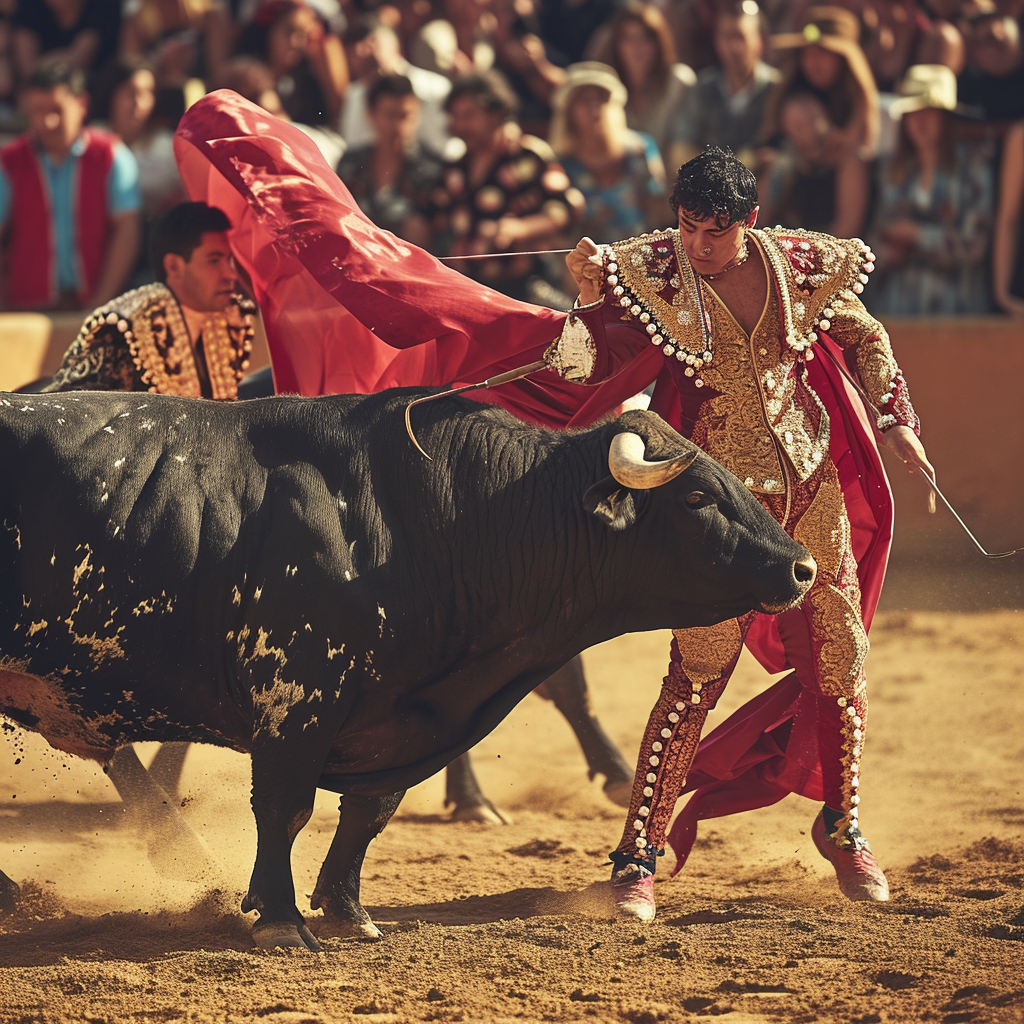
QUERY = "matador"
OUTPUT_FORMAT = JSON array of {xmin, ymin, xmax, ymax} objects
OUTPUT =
[
  {"xmin": 43, "ymin": 202, "xmax": 255, "ymax": 400},
  {"xmin": 543, "ymin": 148, "xmax": 933, "ymax": 919}
]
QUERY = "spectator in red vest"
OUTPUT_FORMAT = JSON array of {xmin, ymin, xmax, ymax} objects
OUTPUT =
[{"xmin": 0, "ymin": 58, "xmax": 141, "ymax": 312}]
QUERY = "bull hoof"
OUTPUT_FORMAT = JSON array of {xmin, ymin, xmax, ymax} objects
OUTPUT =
[
  {"xmin": 602, "ymin": 779, "xmax": 633, "ymax": 808},
  {"xmin": 0, "ymin": 872, "xmax": 21, "ymax": 914},
  {"xmin": 252, "ymin": 920, "xmax": 322, "ymax": 951},
  {"xmin": 449, "ymin": 803, "xmax": 510, "ymax": 825}
]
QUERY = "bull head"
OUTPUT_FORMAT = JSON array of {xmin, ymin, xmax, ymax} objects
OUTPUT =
[{"xmin": 586, "ymin": 413, "xmax": 701, "ymax": 530}]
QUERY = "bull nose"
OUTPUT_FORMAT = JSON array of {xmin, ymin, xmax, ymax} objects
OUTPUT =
[{"xmin": 793, "ymin": 554, "xmax": 817, "ymax": 590}]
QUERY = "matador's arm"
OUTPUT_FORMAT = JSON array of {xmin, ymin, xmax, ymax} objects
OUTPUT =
[{"xmin": 823, "ymin": 289, "xmax": 920, "ymax": 435}]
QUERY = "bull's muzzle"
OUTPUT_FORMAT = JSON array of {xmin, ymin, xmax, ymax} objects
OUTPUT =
[{"xmin": 608, "ymin": 432, "xmax": 699, "ymax": 489}]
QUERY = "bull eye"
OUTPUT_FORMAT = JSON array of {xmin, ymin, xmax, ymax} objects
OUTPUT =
[{"xmin": 685, "ymin": 491, "xmax": 705, "ymax": 507}]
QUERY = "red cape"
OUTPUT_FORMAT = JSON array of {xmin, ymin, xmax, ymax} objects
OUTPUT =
[
  {"xmin": 174, "ymin": 91, "xmax": 894, "ymax": 867},
  {"xmin": 173, "ymin": 90, "xmax": 651, "ymax": 427}
]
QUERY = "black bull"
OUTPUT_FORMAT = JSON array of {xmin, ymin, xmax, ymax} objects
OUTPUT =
[{"xmin": 0, "ymin": 388, "xmax": 815, "ymax": 948}]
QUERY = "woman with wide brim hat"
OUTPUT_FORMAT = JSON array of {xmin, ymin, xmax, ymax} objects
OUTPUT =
[
  {"xmin": 868, "ymin": 63, "xmax": 997, "ymax": 314},
  {"xmin": 548, "ymin": 62, "xmax": 667, "ymax": 243},
  {"xmin": 764, "ymin": 6, "xmax": 880, "ymax": 158}
]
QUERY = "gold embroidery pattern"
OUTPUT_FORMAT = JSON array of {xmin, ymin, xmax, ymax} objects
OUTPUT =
[
  {"xmin": 793, "ymin": 476, "xmax": 848, "ymax": 581},
  {"xmin": 807, "ymin": 583, "xmax": 869, "ymax": 700},
  {"xmin": 546, "ymin": 313, "xmax": 596, "ymax": 382},
  {"xmin": 755, "ymin": 228, "xmax": 875, "ymax": 355},
  {"xmin": 604, "ymin": 230, "xmax": 712, "ymax": 378},
  {"xmin": 671, "ymin": 618, "xmax": 744, "ymax": 688}
]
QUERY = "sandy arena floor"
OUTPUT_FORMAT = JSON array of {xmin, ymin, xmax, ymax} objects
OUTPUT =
[{"xmin": 0, "ymin": 563, "xmax": 1021, "ymax": 1024}]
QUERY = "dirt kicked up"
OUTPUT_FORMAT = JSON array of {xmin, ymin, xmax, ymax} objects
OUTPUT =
[{"xmin": 0, "ymin": 602, "xmax": 1021, "ymax": 1024}]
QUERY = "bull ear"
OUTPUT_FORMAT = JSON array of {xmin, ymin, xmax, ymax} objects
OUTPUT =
[{"xmin": 583, "ymin": 476, "xmax": 639, "ymax": 531}]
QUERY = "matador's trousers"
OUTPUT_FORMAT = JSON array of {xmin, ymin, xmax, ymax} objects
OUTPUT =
[{"xmin": 613, "ymin": 463, "xmax": 871, "ymax": 873}]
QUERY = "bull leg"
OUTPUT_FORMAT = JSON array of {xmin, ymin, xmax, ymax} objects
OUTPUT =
[
  {"xmin": 309, "ymin": 791, "xmax": 405, "ymax": 941},
  {"xmin": 242, "ymin": 722, "xmax": 340, "ymax": 952},
  {"xmin": 444, "ymin": 753, "xmax": 509, "ymax": 824},
  {"xmin": 146, "ymin": 742, "xmax": 190, "ymax": 801},
  {"xmin": 106, "ymin": 746, "xmax": 215, "ymax": 882},
  {"xmin": 536, "ymin": 656, "xmax": 633, "ymax": 806}
]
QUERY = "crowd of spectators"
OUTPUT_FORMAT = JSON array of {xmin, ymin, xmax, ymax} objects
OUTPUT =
[{"xmin": 1, "ymin": 0, "xmax": 1023, "ymax": 316}]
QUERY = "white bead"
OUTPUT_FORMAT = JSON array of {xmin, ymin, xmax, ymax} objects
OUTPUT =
[
  {"xmin": 106, "ymin": 312, "xmax": 118, "ymax": 324},
  {"xmin": 634, "ymin": 819, "xmax": 644, "ymax": 830},
  {"xmin": 643, "ymin": 786, "xmax": 654, "ymax": 797},
  {"xmin": 639, "ymin": 806, "xmax": 650, "ymax": 817},
  {"xmin": 620, "ymin": 296, "xmax": 631, "ymax": 307},
  {"xmin": 662, "ymin": 344, "xmax": 675, "ymax": 356},
  {"xmin": 613, "ymin": 285, "xmax": 624, "ymax": 296},
  {"xmin": 607, "ymin": 261, "xmax": 618, "ymax": 273},
  {"xmin": 668, "ymin": 712, "xmax": 679, "ymax": 723},
  {"xmin": 652, "ymin": 334, "xmax": 663, "ymax": 345},
  {"xmin": 651, "ymin": 741, "xmax": 663, "ymax": 753},
  {"xmin": 684, "ymin": 367, "xmax": 694, "ymax": 377},
  {"xmin": 646, "ymin": 773, "xmax": 657, "ymax": 784},
  {"xmin": 675, "ymin": 350, "xmax": 686, "ymax": 361},
  {"xmin": 853, "ymin": 283, "xmax": 864, "ymax": 294},
  {"xmin": 675, "ymin": 702, "xmax": 685, "ymax": 711},
  {"xmin": 850, "ymin": 794, "xmax": 860, "ymax": 805},
  {"xmin": 695, "ymin": 379, "xmax": 704, "ymax": 388},
  {"xmin": 646, "ymin": 323, "xmax": 657, "ymax": 335},
  {"xmin": 636, "ymin": 837, "xmax": 647, "ymax": 847},
  {"xmin": 639, "ymin": 312, "xmax": 650, "ymax": 323},
  {"xmin": 630, "ymin": 304, "xmax": 641, "ymax": 316},
  {"xmin": 691, "ymin": 694, "xmax": 701, "ymax": 704},
  {"xmin": 660, "ymin": 728, "xmax": 672, "ymax": 739},
  {"xmin": 823, "ymin": 307, "xmax": 834, "ymax": 318},
  {"xmin": 819, "ymin": 319, "xmax": 831, "ymax": 331},
  {"xmin": 649, "ymin": 755, "xmax": 659, "ymax": 766},
  {"xmin": 607, "ymin": 274, "xmax": 618, "ymax": 286},
  {"xmin": 846, "ymin": 706, "xmax": 857, "ymax": 717}
]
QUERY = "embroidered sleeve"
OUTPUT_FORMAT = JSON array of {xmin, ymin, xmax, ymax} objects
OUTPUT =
[
  {"xmin": 544, "ymin": 294, "xmax": 652, "ymax": 384},
  {"xmin": 825, "ymin": 290, "xmax": 920, "ymax": 434}
]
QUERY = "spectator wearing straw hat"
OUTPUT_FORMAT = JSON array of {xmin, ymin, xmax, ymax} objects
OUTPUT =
[
  {"xmin": 548, "ymin": 62, "xmax": 666, "ymax": 244},
  {"xmin": 868, "ymin": 63, "xmax": 996, "ymax": 314},
  {"xmin": 763, "ymin": 6, "xmax": 880, "ymax": 158}
]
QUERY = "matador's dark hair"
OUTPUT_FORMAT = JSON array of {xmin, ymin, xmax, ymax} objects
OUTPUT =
[
  {"xmin": 149, "ymin": 202, "xmax": 232, "ymax": 282},
  {"xmin": 669, "ymin": 146, "xmax": 759, "ymax": 228}
]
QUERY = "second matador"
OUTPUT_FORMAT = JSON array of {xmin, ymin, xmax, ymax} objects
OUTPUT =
[{"xmin": 543, "ymin": 147, "xmax": 934, "ymax": 921}]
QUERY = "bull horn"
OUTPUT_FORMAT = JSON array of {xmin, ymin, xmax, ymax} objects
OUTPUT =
[{"xmin": 608, "ymin": 431, "xmax": 699, "ymax": 489}]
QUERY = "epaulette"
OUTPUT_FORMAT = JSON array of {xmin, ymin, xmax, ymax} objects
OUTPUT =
[{"xmin": 755, "ymin": 228, "xmax": 876, "ymax": 355}]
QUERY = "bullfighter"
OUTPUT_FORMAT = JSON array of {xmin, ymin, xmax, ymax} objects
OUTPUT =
[
  {"xmin": 543, "ymin": 147, "xmax": 933, "ymax": 919},
  {"xmin": 43, "ymin": 201, "xmax": 254, "ymax": 398}
]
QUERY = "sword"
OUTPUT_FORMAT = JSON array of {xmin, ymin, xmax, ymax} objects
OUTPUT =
[{"xmin": 404, "ymin": 359, "xmax": 549, "ymax": 460}]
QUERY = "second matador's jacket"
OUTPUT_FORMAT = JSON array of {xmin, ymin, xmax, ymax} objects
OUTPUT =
[
  {"xmin": 546, "ymin": 226, "xmax": 921, "ymax": 871},
  {"xmin": 44, "ymin": 282, "xmax": 256, "ymax": 399}
]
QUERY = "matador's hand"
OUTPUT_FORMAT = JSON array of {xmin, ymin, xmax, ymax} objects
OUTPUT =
[
  {"xmin": 565, "ymin": 237, "xmax": 604, "ymax": 305},
  {"xmin": 883, "ymin": 425, "xmax": 937, "ymax": 510}
]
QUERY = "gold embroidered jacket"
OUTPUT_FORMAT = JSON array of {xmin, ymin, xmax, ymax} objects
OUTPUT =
[
  {"xmin": 546, "ymin": 227, "xmax": 919, "ymax": 493},
  {"xmin": 45, "ymin": 282, "xmax": 255, "ymax": 400}
]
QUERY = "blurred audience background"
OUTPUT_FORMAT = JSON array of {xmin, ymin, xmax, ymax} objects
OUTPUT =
[{"xmin": 0, "ymin": 0, "xmax": 1021, "ymax": 319}]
